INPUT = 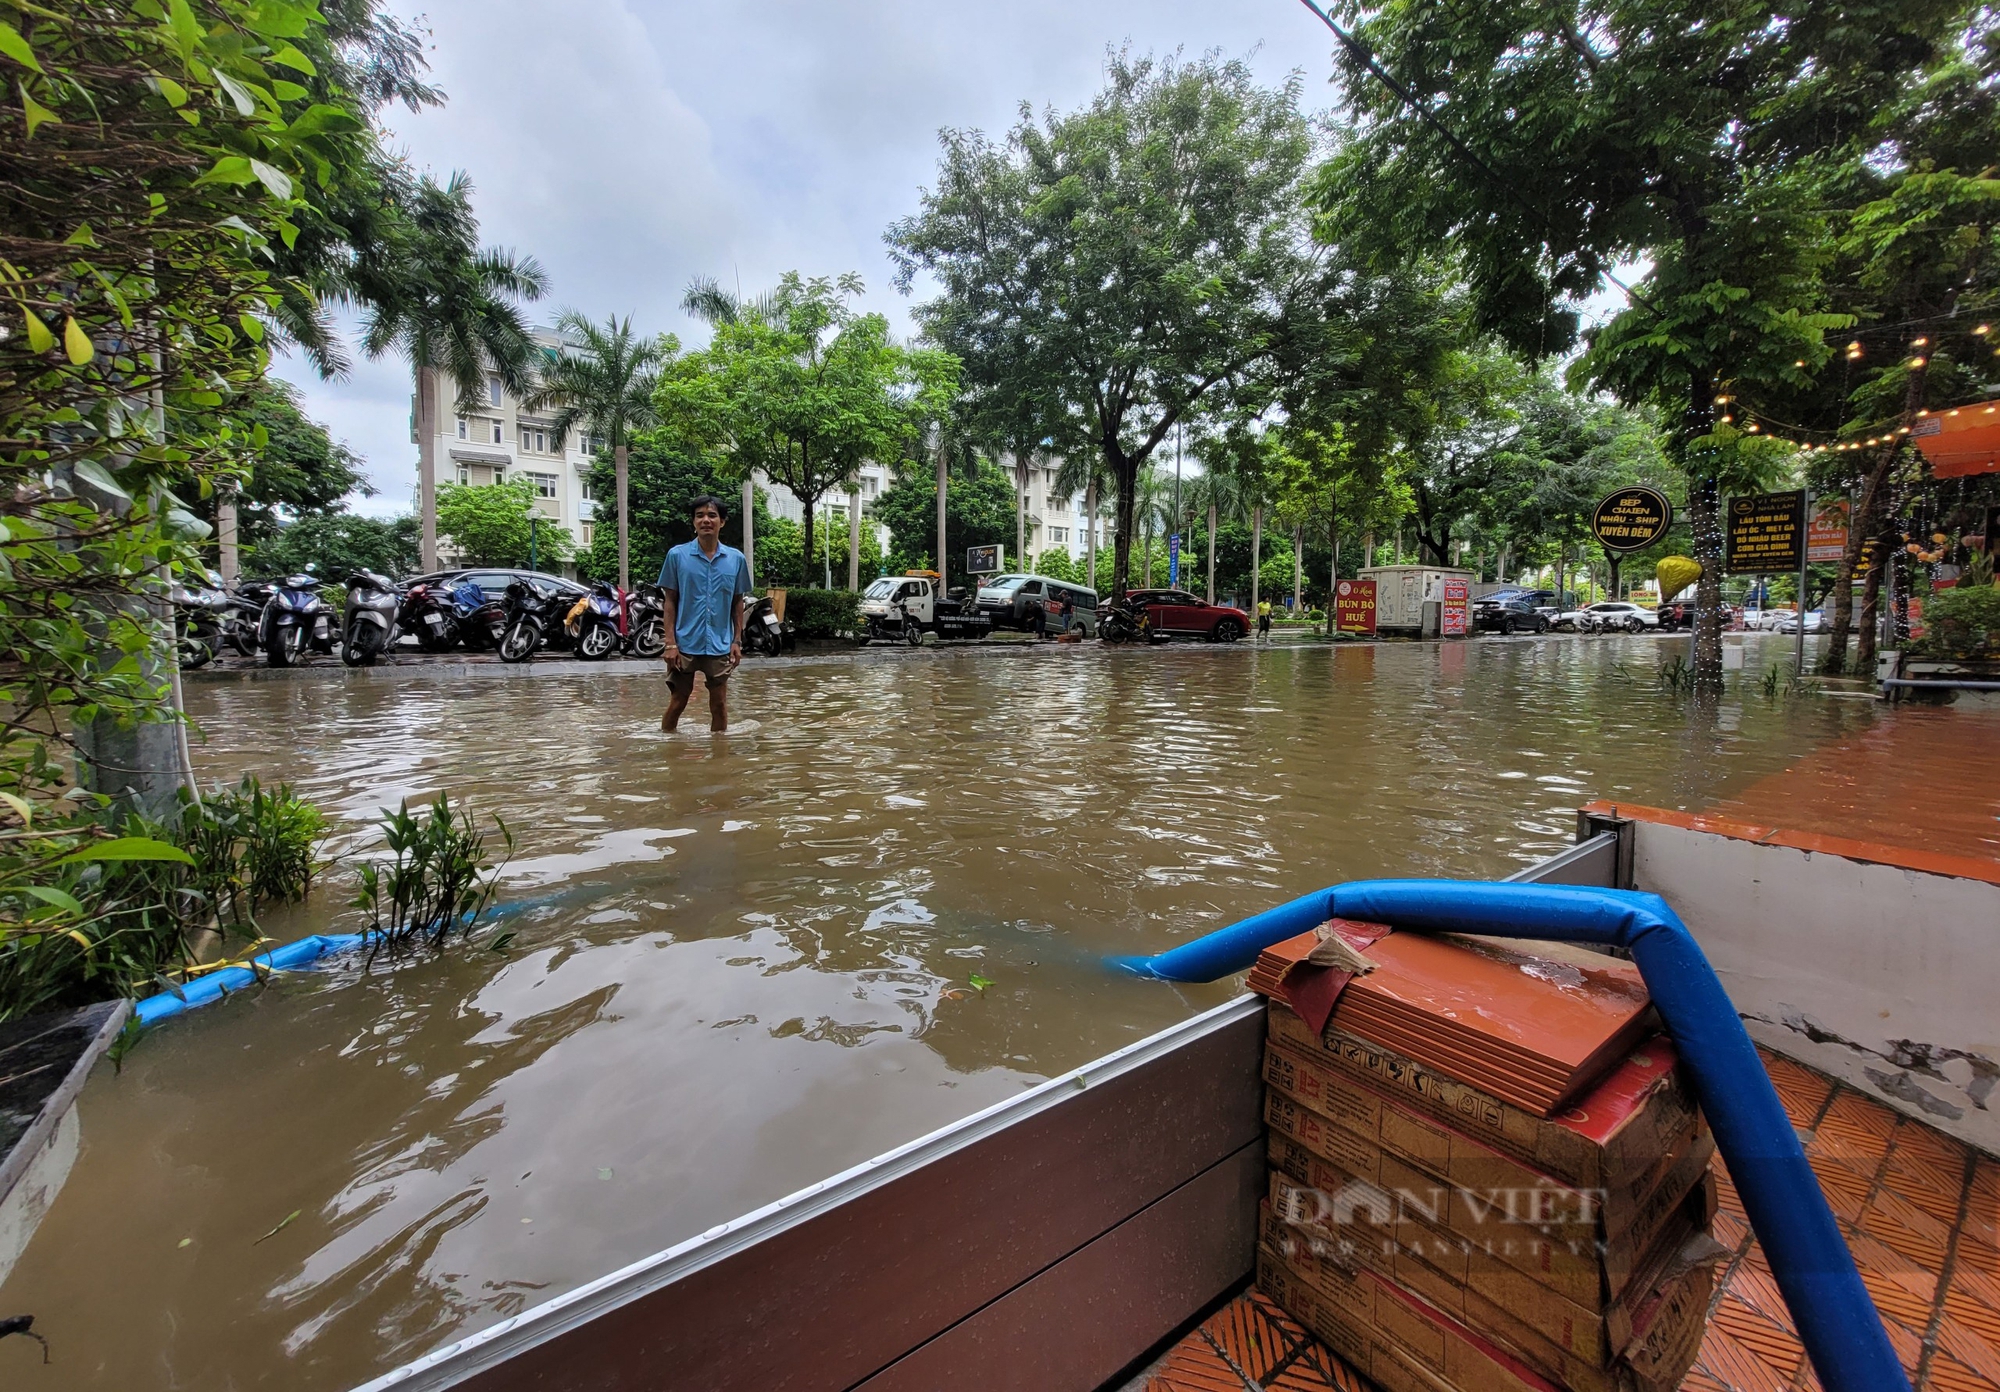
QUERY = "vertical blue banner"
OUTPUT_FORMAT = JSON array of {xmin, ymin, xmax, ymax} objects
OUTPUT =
[{"xmin": 1168, "ymin": 533, "xmax": 1181, "ymax": 587}]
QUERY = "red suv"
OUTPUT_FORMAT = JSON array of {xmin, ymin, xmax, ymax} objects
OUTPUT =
[{"xmin": 1125, "ymin": 589, "xmax": 1251, "ymax": 642}]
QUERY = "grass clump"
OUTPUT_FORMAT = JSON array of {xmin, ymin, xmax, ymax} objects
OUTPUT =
[{"xmin": 353, "ymin": 795, "xmax": 514, "ymax": 962}]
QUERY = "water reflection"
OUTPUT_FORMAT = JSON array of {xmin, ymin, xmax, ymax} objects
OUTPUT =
[{"xmin": 0, "ymin": 635, "xmax": 1869, "ymax": 1389}]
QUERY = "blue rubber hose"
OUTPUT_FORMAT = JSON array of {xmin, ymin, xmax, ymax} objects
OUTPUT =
[{"xmin": 1113, "ymin": 878, "xmax": 1908, "ymax": 1392}]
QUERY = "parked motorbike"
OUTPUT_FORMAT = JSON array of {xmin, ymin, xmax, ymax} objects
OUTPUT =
[
  {"xmin": 741, "ymin": 594, "xmax": 795, "ymax": 657},
  {"xmin": 341, "ymin": 569, "xmax": 402, "ymax": 667},
  {"xmin": 400, "ymin": 582, "xmax": 461, "ymax": 652},
  {"xmin": 225, "ymin": 579, "xmax": 274, "ymax": 657},
  {"xmin": 498, "ymin": 576, "xmax": 562, "ymax": 664},
  {"xmin": 258, "ymin": 573, "xmax": 335, "ymax": 668},
  {"xmin": 1096, "ymin": 598, "xmax": 1155, "ymax": 645},
  {"xmin": 628, "ymin": 584, "xmax": 668, "ymax": 659},
  {"xmin": 171, "ymin": 569, "xmax": 231, "ymax": 670},
  {"xmin": 563, "ymin": 582, "xmax": 669, "ymax": 660},
  {"xmin": 455, "ymin": 579, "xmax": 505, "ymax": 653},
  {"xmin": 565, "ymin": 582, "xmax": 627, "ymax": 661}
]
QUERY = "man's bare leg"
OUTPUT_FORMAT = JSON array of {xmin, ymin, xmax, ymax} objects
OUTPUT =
[
  {"xmin": 662, "ymin": 685, "xmax": 692, "ymax": 732},
  {"xmin": 707, "ymin": 677, "xmax": 728, "ymax": 732}
]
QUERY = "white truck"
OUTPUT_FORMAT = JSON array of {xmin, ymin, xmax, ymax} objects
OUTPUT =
[{"xmin": 859, "ymin": 572, "xmax": 993, "ymax": 644}]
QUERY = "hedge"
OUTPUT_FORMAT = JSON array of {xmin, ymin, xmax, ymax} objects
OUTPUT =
[
  {"xmin": 778, "ymin": 588, "xmax": 861, "ymax": 639},
  {"xmin": 1916, "ymin": 582, "xmax": 2000, "ymax": 661}
]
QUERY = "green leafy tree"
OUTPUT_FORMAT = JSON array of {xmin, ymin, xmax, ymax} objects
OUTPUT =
[
  {"xmin": 0, "ymin": 0, "xmax": 415, "ymax": 1010},
  {"xmin": 1809, "ymin": 170, "xmax": 2000, "ymax": 672},
  {"xmin": 1, "ymin": 0, "xmax": 370, "ymax": 820},
  {"xmin": 872, "ymin": 458, "xmax": 1018, "ymax": 590},
  {"xmin": 252, "ymin": 513, "xmax": 420, "ymax": 579},
  {"xmin": 357, "ymin": 172, "xmax": 548, "ymax": 572},
  {"xmin": 1309, "ymin": 0, "xmax": 1985, "ymax": 688},
  {"xmin": 526, "ymin": 310, "xmax": 663, "ymax": 590},
  {"xmin": 889, "ymin": 53, "xmax": 1346, "ymax": 596},
  {"xmin": 207, "ymin": 379, "xmax": 369, "ymax": 546},
  {"xmin": 659, "ymin": 272, "xmax": 959, "ymax": 584},
  {"xmin": 1032, "ymin": 548, "xmax": 1079, "ymax": 583},
  {"xmin": 436, "ymin": 479, "xmax": 574, "ymax": 569},
  {"xmin": 758, "ymin": 514, "xmax": 887, "ymax": 585},
  {"xmin": 576, "ymin": 427, "xmax": 765, "ymax": 584},
  {"xmin": 1476, "ymin": 382, "xmax": 1674, "ymax": 587}
]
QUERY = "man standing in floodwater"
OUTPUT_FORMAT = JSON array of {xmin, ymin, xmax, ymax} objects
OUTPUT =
[{"xmin": 658, "ymin": 495, "xmax": 751, "ymax": 732}]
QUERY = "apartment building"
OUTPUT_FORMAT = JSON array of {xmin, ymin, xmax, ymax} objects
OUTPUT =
[
  {"xmin": 411, "ymin": 327, "xmax": 604, "ymax": 569},
  {"xmin": 997, "ymin": 451, "xmax": 1111, "ymax": 567}
]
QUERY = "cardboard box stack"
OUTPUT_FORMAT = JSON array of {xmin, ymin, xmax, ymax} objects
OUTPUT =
[{"xmin": 1250, "ymin": 921, "xmax": 1724, "ymax": 1392}]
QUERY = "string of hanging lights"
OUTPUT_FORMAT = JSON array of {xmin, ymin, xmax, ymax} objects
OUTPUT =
[{"xmin": 1709, "ymin": 324, "xmax": 1999, "ymax": 453}]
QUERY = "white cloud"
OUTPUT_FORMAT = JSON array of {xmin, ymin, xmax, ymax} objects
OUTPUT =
[{"xmin": 276, "ymin": 0, "xmax": 1331, "ymax": 514}]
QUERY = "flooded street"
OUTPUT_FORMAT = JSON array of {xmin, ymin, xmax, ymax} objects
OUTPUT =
[{"xmin": 2, "ymin": 635, "xmax": 1872, "ymax": 1390}]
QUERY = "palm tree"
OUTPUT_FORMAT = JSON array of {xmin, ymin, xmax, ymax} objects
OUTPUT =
[
  {"xmin": 525, "ymin": 312, "xmax": 663, "ymax": 590},
  {"xmin": 1188, "ymin": 470, "xmax": 1242, "ymax": 604},
  {"xmin": 680, "ymin": 277, "xmax": 783, "ymax": 579},
  {"xmin": 1053, "ymin": 452, "xmax": 1112, "ymax": 592},
  {"xmin": 358, "ymin": 172, "xmax": 548, "ymax": 572},
  {"xmin": 1201, "ymin": 422, "xmax": 1280, "ymax": 621},
  {"xmin": 1133, "ymin": 466, "xmax": 1172, "ymax": 587}
]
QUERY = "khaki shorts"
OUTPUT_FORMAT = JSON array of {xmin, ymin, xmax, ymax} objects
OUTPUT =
[{"xmin": 666, "ymin": 653, "xmax": 732, "ymax": 696}]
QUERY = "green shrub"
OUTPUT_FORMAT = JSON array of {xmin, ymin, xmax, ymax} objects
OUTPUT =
[
  {"xmin": 0, "ymin": 775, "xmax": 331, "ymax": 1022},
  {"xmin": 1916, "ymin": 582, "xmax": 2000, "ymax": 661},
  {"xmin": 782, "ymin": 588, "xmax": 862, "ymax": 639}
]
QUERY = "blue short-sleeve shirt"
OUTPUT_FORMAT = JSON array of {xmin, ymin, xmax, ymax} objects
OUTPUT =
[{"xmin": 657, "ymin": 540, "xmax": 751, "ymax": 656}]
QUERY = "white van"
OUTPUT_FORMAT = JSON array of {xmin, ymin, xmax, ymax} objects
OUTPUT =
[{"xmin": 974, "ymin": 574, "xmax": 1099, "ymax": 635}]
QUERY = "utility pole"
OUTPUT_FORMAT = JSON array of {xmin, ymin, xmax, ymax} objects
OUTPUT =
[
  {"xmin": 216, "ymin": 484, "xmax": 239, "ymax": 585},
  {"xmin": 935, "ymin": 432, "xmax": 948, "ymax": 585}
]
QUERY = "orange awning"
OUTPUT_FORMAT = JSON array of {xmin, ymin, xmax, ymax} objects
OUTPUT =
[{"xmin": 1912, "ymin": 402, "xmax": 2000, "ymax": 478}]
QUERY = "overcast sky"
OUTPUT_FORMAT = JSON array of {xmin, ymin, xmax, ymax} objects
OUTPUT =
[{"xmin": 275, "ymin": 0, "xmax": 1353, "ymax": 515}]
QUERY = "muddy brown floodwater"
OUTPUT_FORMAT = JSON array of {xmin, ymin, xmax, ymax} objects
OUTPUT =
[{"xmin": 2, "ymin": 634, "xmax": 1871, "ymax": 1390}]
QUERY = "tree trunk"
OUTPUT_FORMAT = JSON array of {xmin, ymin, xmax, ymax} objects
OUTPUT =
[
  {"xmin": 801, "ymin": 494, "xmax": 817, "ymax": 586},
  {"xmin": 1496, "ymin": 541, "xmax": 1509, "ymax": 585},
  {"xmin": 1206, "ymin": 500, "xmax": 1218, "ymax": 603},
  {"xmin": 1821, "ymin": 369, "xmax": 1926, "ymax": 675},
  {"xmin": 1363, "ymin": 530, "xmax": 1374, "ymax": 569},
  {"xmin": 1292, "ymin": 523, "xmax": 1303, "ymax": 613},
  {"xmin": 1328, "ymin": 503, "xmax": 1340, "ymax": 606},
  {"xmin": 935, "ymin": 445, "xmax": 948, "ymax": 582},
  {"xmin": 1855, "ymin": 529, "xmax": 1890, "ymax": 674},
  {"xmin": 418, "ymin": 365, "xmax": 439, "ymax": 571},
  {"xmin": 848, "ymin": 486, "xmax": 861, "ymax": 590},
  {"xmin": 1250, "ymin": 505, "xmax": 1263, "ymax": 618},
  {"xmin": 1688, "ymin": 471, "xmax": 1725, "ymax": 691},
  {"xmin": 615, "ymin": 440, "xmax": 630, "ymax": 591},
  {"xmin": 741, "ymin": 475, "xmax": 756, "ymax": 584},
  {"xmin": 1086, "ymin": 475, "xmax": 1098, "ymax": 592},
  {"xmin": 1111, "ymin": 454, "xmax": 1138, "ymax": 597}
]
